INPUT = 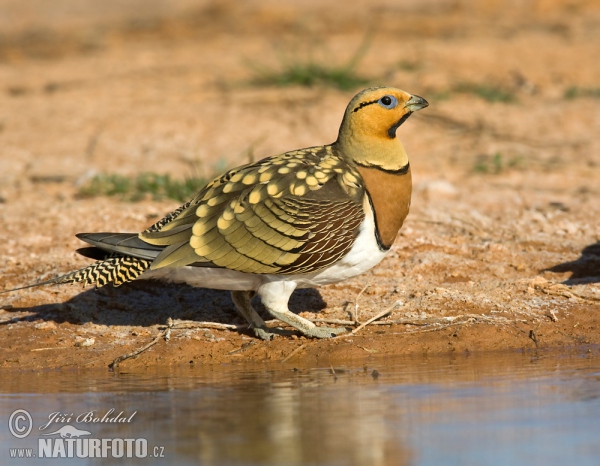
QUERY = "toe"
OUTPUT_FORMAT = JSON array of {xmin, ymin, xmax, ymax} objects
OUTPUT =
[{"xmin": 308, "ymin": 326, "xmax": 348, "ymax": 339}]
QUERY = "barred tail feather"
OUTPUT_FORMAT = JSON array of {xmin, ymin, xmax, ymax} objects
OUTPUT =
[
  {"xmin": 55, "ymin": 255, "xmax": 152, "ymax": 287},
  {"xmin": 1, "ymin": 255, "xmax": 152, "ymax": 294}
]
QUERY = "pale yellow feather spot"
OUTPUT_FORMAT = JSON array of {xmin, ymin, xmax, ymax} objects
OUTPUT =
[
  {"xmin": 305, "ymin": 176, "xmax": 318, "ymax": 186},
  {"xmin": 344, "ymin": 172, "xmax": 358, "ymax": 183},
  {"xmin": 314, "ymin": 171, "xmax": 327, "ymax": 179},
  {"xmin": 230, "ymin": 173, "xmax": 243, "ymax": 183},
  {"xmin": 222, "ymin": 183, "xmax": 234, "ymax": 194},
  {"xmin": 234, "ymin": 203, "xmax": 246, "ymax": 214},
  {"xmin": 192, "ymin": 220, "xmax": 212, "ymax": 236},
  {"xmin": 248, "ymin": 190, "xmax": 262, "ymax": 204},
  {"xmin": 277, "ymin": 167, "xmax": 290, "ymax": 174},
  {"xmin": 242, "ymin": 173, "xmax": 257, "ymax": 185},
  {"xmin": 217, "ymin": 217, "xmax": 235, "ymax": 230},
  {"xmin": 259, "ymin": 172, "xmax": 272, "ymax": 183},
  {"xmin": 296, "ymin": 171, "xmax": 307, "ymax": 180},
  {"xmin": 267, "ymin": 183, "xmax": 280, "ymax": 196},
  {"xmin": 222, "ymin": 209, "xmax": 234, "ymax": 221},
  {"xmin": 292, "ymin": 184, "xmax": 307, "ymax": 196},
  {"xmin": 196, "ymin": 204, "xmax": 210, "ymax": 218}
]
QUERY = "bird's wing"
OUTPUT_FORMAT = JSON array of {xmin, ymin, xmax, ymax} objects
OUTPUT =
[{"xmin": 140, "ymin": 145, "xmax": 366, "ymax": 275}]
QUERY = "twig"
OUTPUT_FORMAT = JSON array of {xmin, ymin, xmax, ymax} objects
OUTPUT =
[
  {"xmin": 403, "ymin": 321, "xmax": 473, "ymax": 334},
  {"xmin": 170, "ymin": 321, "xmax": 242, "ymax": 331},
  {"xmin": 356, "ymin": 345, "xmax": 378, "ymax": 353},
  {"xmin": 228, "ymin": 341, "xmax": 256, "ymax": 355},
  {"xmin": 352, "ymin": 283, "xmax": 370, "ymax": 324},
  {"xmin": 529, "ymin": 329, "xmax": 539, "ymax": 348},
  {"xmin": 31, "ymin": 347, "xmax": 70, "ymax": 352},
  {"xmin": 108, "ymin": 333, "xmax": 162, "ymax": 371},
  {"xmin": 400, "ymin": 314, "xmax": 515, "ymax": 334},
  {"xmin": 370, "ymin": 319, "xmax": 431, "ymax": 326},
  {"xmin": 350, "ymin": 302, "xmax": 398, "ymax": 335},
  {"xmin": 281, "ymin": 343, "xmax": 307, "ymax": 363},
  {"xmin": 109, "ymin": 319, "xmax": 174, "ymax": 371}
]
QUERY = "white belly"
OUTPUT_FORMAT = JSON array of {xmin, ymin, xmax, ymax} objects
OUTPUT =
[{"xmin": 140, "ymin": 195, "xmax": 388, "ymax": 290}]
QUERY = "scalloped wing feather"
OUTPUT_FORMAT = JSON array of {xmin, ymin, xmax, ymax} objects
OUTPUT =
[{"xmin": 140, "ymin": 145, "xmax": 366, "ymax": 275}]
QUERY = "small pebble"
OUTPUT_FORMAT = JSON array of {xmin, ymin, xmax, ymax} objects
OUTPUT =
[{"xmin": 74, "ymin": 337, "xmax": 95, "ymax": 347}]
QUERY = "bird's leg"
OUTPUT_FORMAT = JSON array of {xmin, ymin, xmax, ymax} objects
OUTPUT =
[
  {"xmin": 257, "ymin": 281, "xmax": 347, "ymax": 339},
  {"xmin": 230, "ymin": 290, "xmax": 293, "ymax": 340}
]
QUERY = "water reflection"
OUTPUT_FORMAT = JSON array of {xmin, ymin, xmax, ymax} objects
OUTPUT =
[{"xmin": 1, "ymin": 350, "xmax": 599, "ymax": 465}]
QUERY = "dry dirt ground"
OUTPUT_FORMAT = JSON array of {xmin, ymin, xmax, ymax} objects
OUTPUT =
[{"xmin": 0, "ymin": 0, "xmax": 599, "ymax": 371}]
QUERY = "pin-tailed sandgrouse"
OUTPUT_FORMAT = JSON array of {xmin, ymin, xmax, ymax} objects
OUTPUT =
[{"xmin": 4, "ymin": 87, "xmax": 428, "ymax": 340}]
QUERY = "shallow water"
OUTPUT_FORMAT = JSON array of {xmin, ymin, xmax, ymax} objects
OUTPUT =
[{"xmin": 1, "ymin": 349, "xmax": 599, "ymax": 466}]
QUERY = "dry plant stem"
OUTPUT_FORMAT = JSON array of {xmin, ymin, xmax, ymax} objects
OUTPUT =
[
  {"xmin": 330, "ymin": 365, "xmax": 338, "ymax": 380},
  {"xmin": 109, "ymin": 318, "xmax": 175, "ymax": 370},
  {"xmin": 281, "ymin": 343, "xmax": 307, "ymax": 363},
  {"xmin": 109, "ymin": 332, "xmax": 163, "ymax": 370},
  {"xmin": 537, "ymin": 285, "xmax": 600, "ymax": 303},
  {"xmin": 30, "ymin": 347, "xmax": 70, "ymax": 352},
  {"xmin": 170, "ymin": 321, "xmax": 243, "ymax": 331},
  {"xmin": 350, "ymin": 306, "xmax": 395, "ymax": 335},
  {"xmin": 228, "ymin": 341, "xmax": 256, "ymax": 355},
  {"xmin": 403, "ymin": 321, "xmax": 474, "ymax": 334},
  {"xmin": 402, "ymin": 314, "xmax": 518, "ymax": 334},
  {"xmin": 352, "ymin": 283, "xmax": 370, "ymax": 324}
]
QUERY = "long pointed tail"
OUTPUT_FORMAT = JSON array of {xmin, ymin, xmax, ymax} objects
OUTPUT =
[{"xmin": 1, "ymin": 255, "xmax": 152, "ymax": 294}]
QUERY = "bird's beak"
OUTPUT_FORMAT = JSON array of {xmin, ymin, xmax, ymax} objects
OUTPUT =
[{"xmin": 405, "ymin": 95, "xmax": 429, "ymax": 112}]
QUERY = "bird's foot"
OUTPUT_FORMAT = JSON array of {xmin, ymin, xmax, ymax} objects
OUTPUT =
[
  {"xmin": 252, "ymin": 325, "xmax": 295, "ymax": 341},
  {"xmin": 300, "ymin": 325, "xmax": 348, "ymax": 339}
]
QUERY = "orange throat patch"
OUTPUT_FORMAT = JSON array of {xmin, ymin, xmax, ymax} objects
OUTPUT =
[{"xmin": 355, "ymin": 164, "xmax": 412, "ymax": 250}]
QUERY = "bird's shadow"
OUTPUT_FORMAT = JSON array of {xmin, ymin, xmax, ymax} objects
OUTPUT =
[
  {"xmin": 1, "ymin": 280, "xmax": 327, "ymax": 333},
  {"xmin": 545, "ymin": 241, "xmax": 600, "ymax": 285}
]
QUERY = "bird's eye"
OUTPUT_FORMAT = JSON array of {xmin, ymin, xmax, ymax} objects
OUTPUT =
[{"xmin": 378, "ymin": 95, "xmax": 398, "ymax": 109}]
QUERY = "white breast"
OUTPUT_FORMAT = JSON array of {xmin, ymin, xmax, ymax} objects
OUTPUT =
[
  {"xmin": 285, "ymin": 195, "xmax": 387, "ymax": 288},
  {"xmin": 141, "ymin": 195, "xmax": 388, "ymax": 291}
]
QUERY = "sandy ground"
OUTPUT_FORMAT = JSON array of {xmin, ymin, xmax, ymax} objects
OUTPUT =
[{"xmin": 0, "ymin": 0, "xmax": 599, "ymax": 371}]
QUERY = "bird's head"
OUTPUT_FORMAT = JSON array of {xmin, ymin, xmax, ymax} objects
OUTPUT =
[{"xmin": 336, "ymin": 86, "xmax": 428, "ymax": 171}]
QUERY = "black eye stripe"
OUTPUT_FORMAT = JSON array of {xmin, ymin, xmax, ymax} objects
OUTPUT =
[{"xmin": 352, "ymin": 99, "xmax": 379, "ymax": 113}]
